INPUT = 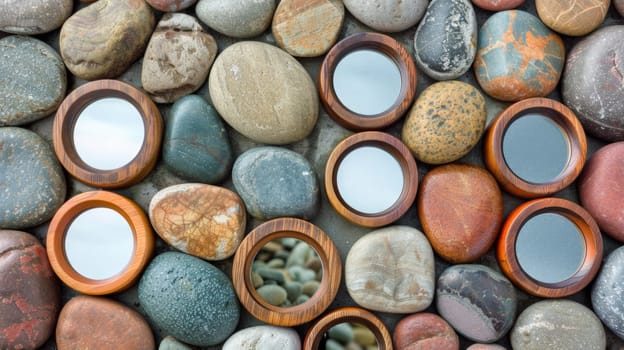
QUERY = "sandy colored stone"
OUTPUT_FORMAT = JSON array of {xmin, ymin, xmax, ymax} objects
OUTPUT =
[
  {"xmin": 536, "ymin": 0, "xmax": 609, "ymax": 36},
  {"xmin": 0, "ymin": 0, "xmax": 72, "ymax": 34},
  {"xmin": 343, "ymin": 0, "xmax": 428, "ymax": 32}
]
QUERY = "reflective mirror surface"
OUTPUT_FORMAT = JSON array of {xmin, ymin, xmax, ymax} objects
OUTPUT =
[
  {"xmin": 73, "ymin": 97, "xmax": 145, "ymax": 170},
  {"xmin": 322, "ymin": 322, "xmax": 379, "ymax": 350},
  {"xmin": 333, "ymin": 49, "xmax": 401, "ymax": 116},
  {"xmin": 64, "ymin": 207, "xmax": 135, "ymax": 280},
  {"xmin": 515, "ymin": 212, "xmax": 585, "ymax": 284},
  {"xmin": 503, "ymin": 113, "xmax": 569, "ymax": 184}
]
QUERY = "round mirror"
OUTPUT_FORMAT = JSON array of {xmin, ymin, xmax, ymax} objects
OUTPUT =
[{"xmin": 322, "ymin": 322, "xmax": 379, "ymax": 350}]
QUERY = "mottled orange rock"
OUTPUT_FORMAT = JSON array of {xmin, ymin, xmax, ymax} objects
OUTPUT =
[
  {"xmin": 536, "ymin": 0, "xmax": 609, "ymax": 36},
  {"xmin": 393, "ymin": 313, "xmax": 459, "ymax": 350}
]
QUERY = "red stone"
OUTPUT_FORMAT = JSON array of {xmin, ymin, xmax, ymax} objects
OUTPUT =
[
  {"xmin": 393, "ymin": 313, "xmax": 459, "ymax": 350},
  {"xmin": 471, "ymin": 0, "xmax": 524, "ymax": 11}
]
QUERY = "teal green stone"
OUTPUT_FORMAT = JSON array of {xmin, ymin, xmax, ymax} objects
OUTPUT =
[{"xmin": 328, "ymin": 322, "xmax": 354, "ymax": 344}]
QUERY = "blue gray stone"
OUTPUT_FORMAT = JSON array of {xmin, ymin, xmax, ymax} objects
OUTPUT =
[{"xmin": 592, "ymin": 246, "xmax": 624, "ymax": 340}]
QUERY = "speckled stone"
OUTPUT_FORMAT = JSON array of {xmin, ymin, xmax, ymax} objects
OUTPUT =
[
  {"xmin": 223, "ymin": 326, "xmax": 301, "ymax": 350},
  {"xmin": 159, "ymin": 336, "xmax": 193, "ymax": 350},
  {"xmin": 208, "ymin": 41, "xmax": 318, "ymax": 145},
  {"xmin": 138, "ymin": 252, "xmax": 240, "ymax": 347},
  {"xmin": 149, "ymin": 183, "xmax": 246, "ymax": 261},
  {"xmin": 592, "ymin": 246, "xmax": 624, "ymax": 340},
  {"xmin": 0, "ymin": 127, "xmax": 66, "ymax": 229},
  {"xmin": 196, "ymin": 0, "xmax": 276, "ymax": 38},
  {"xmin": 146, "ymin": 0, "xmax": 196, "ymax": 11},
  {"xmin": 562, "ymin": 25, "xmax": 624, "ymax": 141},
  {"xmin": 343, "ymin": 0, "xmax": 428, "ymax": 33},
  {"xmin": 414, "ymin": 0, "xmax": 477, "ymax": 80},
  {"xmin": 437, "ymin": 264, "xmax": 517, "ymax": 343},
  {"xmin": 56, "ymin": 296, "xmax": 155, "ymax": 350},
  {"xmin": 272, "ymin": 0, "xmax": 344, "ymax": 57},
  {"xmin": 466, "ymin": 345, "xmax": 507, "ymax": 350},
  {"xmin": 142, "ymin": 14, "xmax": 217, "ymax": 103},
  {"xmin": 0, "ymin": 0, "xmax": 72, "ymax": 34},
  {"xmin": 418, "ymin": 164, "xmax": 503, "ymax": 263},
  {"xmin": 536, "ymin": 0, "xmax": 609, "ymax": 36},
  {"xmin": 60, "ymin": 0, "xmax": 155, "ymax": 80},
  {"xmin": 0, "ymin": 230, "xmax": 60, "ymax": 350},
  {"xmin": 511, "ymin": 300, "xmax": 606, "ymax": 350},
  {"xmin": 474, "ymin": 10, "xmax": 565, "ymax": 101},
  {"xmin": 232, "ymin": 147, "xmax": 319, "ymax": 220},
  {"xmin": 162, "ymin": 95, "xmax": 232, "ymax": 183},
  {"xmin": 393, "ymin": 313, "xmax": 459, "ymax": 350},
  {"xmin": 0, "ymin": 36, "xmax": 67, "ymax": 126},
  {"xmin": 401, "ymin": 81, "xmax": 486, "ymax": 164},
  {"xmin": 616, "ymin": 0, "xmax": 624, "ymax": 16},
  {"xmin": 471, "ymin": 0, "xmax": 524, "ymax": 11},
  {"xmin": 345, "ymin": 226, "xmax": 435, "ymax": 313}
]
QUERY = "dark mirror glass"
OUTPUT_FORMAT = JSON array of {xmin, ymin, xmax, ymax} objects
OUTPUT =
[{"xmin": 322, "ymin": 322, "xmax": 379, "ymax": 350}]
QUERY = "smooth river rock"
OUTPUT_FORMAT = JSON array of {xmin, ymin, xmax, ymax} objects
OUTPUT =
[
  {"xmin": 208, "ymin": 41, "xmax": 318, "ymax": 145},
  {"xmin": 0, "ymin": 0, "xmax": 72, "ymax": 34},
  {"xmin": 592, "ymin": 246, "xmax": 624, "ymax": 340},
  {"xmin": 393, "ymin": 313, "xmax": 459, "ymax": 350},
  {"xmin": 60, "ymin": 0, "xmax": 155, "ymax": 80},
  {"xmin": 146, "ymin": 0, "xmax": 196, "ymax": 11},
  {"xmin": 0, "ymin": 36, "xmax": 67, "ymax": 126},
  {"xmin": 159, "ymin": 336, "xmax": 193, "ymax": 350},
  {"xmin": 56, "ymin": 296, "xmax": 155, "ymax": 350},
  {"xmin": 474, "ymin": 10, "xmax": 565, "ymax": 101},
  {"xmin": 562, "ymin": 25, "xmax": 624, "ymax": 141},
  {"xmin": 138, "ymin": 252, "xmax": 240, "ymax": 347},
  {"xmin": 0, "ymin": 230, "xmax": 60, "ymax": 350},
  {"xmin": 142, "ymin": 13, "xmax": 217, "ymax": 103},
  {"xmin": 232, "ymin": 147, "xmax": 319, "ymax": 220},
  {"xmin": 223, "ymin": 326, "xmax": 301, "ymax": 350},
  {"xmin": 536, "ymin": 0, "xmax": 609, "ymax": 36},
  {"xmin": 437, "ymin": 264, "xmax": 517, "ymax": 343},
  {"xmin": 343, "ymin": 0, "xmax": 429, "ymax": 33},
  {"xmin": 345, "ymin": 226, "xmax": 435, "ymax": 313},
  {"xmin": 471, "ymin": 0, "xmax": 524, "ymax": 11},
  {"xmin": 0, "ymin": 127, "xmax": 66, "ymax": 229},
  {"xmin": 466, "ymin": 345, "xmax": 507, "ymax": 350},
  {"xmin": 511, "ymin": 300, "xmax": 606, "ymax": 350},
  {"xmin": 414, "ymin": 0, "xmax": 477, "ymax": 80},
  {"xmin": 196, "ymin": 0, "xmax": 276, "ymax": 38}
]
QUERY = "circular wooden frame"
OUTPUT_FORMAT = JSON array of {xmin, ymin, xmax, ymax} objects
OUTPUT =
[
  {"xmin": 319, "ymin": 32, "xmax": 417, "ymax": 130},
  {"xmin": 303, "ymin": 307, "xmax": 393, "ymax": 350},
  {"xmin": 53, "ymin": 79, "xmax": 163, "ymax": 189},
  {"xmin": 497, "ymin": 197, "xmax": 603, "ymax": 298},
  {"xmin": 484, "ymin": 97, "xmax": 586, "ymax": 198},
  {"xmin": 325, "ymin": 131, "xmax": 418, "ymax": 227},
  {"xmin": 232, "ymin": 218, "xmax": 341, "ymax": 327},
  {"xmin": 46, "ymin": 191, "xmax": 154, "ymax": 295}
]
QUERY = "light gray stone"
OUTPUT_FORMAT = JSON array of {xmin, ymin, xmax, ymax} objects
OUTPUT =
[
  {"xmin": 592, "ymin": 246, "xmax": 624, "ymax": 340},
  {"xmin": 0, "ymin": 0, "xmax": 72, "ymax": 34},
  {"xmin": 343, "ymin": 0, "xmax": 428, "ymax": 32},
  {"xmin": 196, "ymin": 0, "xmax": 276, "ymax": 38},
  {"xmin": 223, "ymin": 326, "xmax": 301, "ymax": 350}
]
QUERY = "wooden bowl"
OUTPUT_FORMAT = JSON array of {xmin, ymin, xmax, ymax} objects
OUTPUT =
[
  {"xmin": 232, "ymin": 218, "xmax": 341, "ymax": 326},
  {"xmin": 484, "ymin": 97, "xmax": 586, "ymax": 198},
  {"xmin": 319, "ymin": 32, "xmax": 417, "ymax": 130},
  {"xmin": 497, "ymin": 197, "xmax": 603, "ymax": 298},
  {"xmin": 325, "ymin": 131, "xmax": 418, "ymax": 227},
  {"xmin": 46, "ymin": 191, "xmax": 154, "ymax": 295},
  {"xmin": 53, "ymin": 79, "xmax": 162, "ymax": 189},
  {"xmin": 303, "ymin": 307, "xmax": 393, "ymax": 350}
]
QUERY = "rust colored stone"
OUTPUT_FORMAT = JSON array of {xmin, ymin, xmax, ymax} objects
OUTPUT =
[
  {"xmin": 536, "ymin": 0, "xmax": 609, "ymax": 36},
  {"xmin": 393, "ymin": 313, "xmax": 459, "ymax": 350}
]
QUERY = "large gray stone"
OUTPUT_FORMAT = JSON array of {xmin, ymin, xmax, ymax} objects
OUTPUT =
[
  {"xmin": 592, "ymin": 246, "xmax": 624, "ymax": 340},
  {"xmin": 0, "ymin": 0, "xmax": 72, "ymax": 34},
  {"xmin": 343, "ymin": 0, "xmax": 428, "ymax": 32},
  {"xmin": 196, "ymin": 0, "xmax": 276, "ymax": 38}
]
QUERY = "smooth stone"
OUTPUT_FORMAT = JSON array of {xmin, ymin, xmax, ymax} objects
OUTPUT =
[
  {"xmin": 414, "ymin": 0, "xmax": 477, "ymax": 80},
  {"xmin": 223, "ymin": 326, "xmax": 301, "ymax": 350},
  {"xmin": 284, "ymin": 281, "xmax": 302, "ymax": 301},
  {"xmin": 511, "ymin": 300, "xmax": 606, "ymax": 350},
  {"xmin": 616, "ymin": 0, "xmax": 624, "ymax": 16},
  {"xmin": 56, "ymin": 296, "xmax": 154, "ymax": 350},
  {"xmin": 142, "ymin": 14, "xmax": 217, "ymax": 103},
  {"xmin": 0, "ymin": 0, "xmax": 72, "ymax": 34},
  {"xmin": 272, "ymin": 0, "xmax": 344, "ymax": 57},
  {"xmin": 474, "ymin": 10, "xmax": 565, "ymax": 101},
  {"xmin": 345, "ymin": 226, "xmax": 435, "ymax": 313},
  {"xmin": 162, "ymin": 95, "xmax": 232, "ymax": 183},
  {"xmin": 60, "ymin": 0, "xmax": 154, "ymax": 80},
  {"xmin": 0, "ymin": 230, "xmax": 60, "ymax": 350},
  {"xmin": 0, "ymin": 36, "xmax": 67, "ymax": 126},
  {"xmin": 267, "ymin": 258, "xmax": 285, "ymax": 268},
  {"xmin": 0, "ymin": 127, "xmax": 66, "ymax": 229},
  {"xmin": 196, "ymin": 0, "xmax": 276, "ymax": 38},
  {"xmin": 149, "ymin": 183, "xmax": 246, "ymax": 261},
  {"xmin": 232, "ymin": 147, "xmax": 320, "ymax": 219},
  {"xmin": 287, "ymin": 241, "xmax": 313, "ymax": 267},
  {"xmin": 208, "ymin": 41, "xmax": 318, "ymax": 145},
  {"xmin": 562, "ymin": 25, "xmax": 624, "ymax": 141},
  {"xmin": 393, "ymin": 313, "xmax": 459, "ymax": 350},
  {"xmin": 159, "ymin": 336, "xmax": 193, "ymax": 350},
  {"xmin": 418, "ymin": 164, "xmax": 503, "ymax": 263},
  {"xmin": 294, "ymin": 295, "xmax": 309, "ymax": 305},
  {"xmin": 466, "ymin": 345, "xmax": 507, "ymax": 350},
  {"xmin": 536, "ymin": 0, "xmax": 609, "ymax": 36},
  {"xmin": 138, "ymin": 252, "xmax": 240, "ymax": 346},
  {"xmin": 252, "ymin": 272, "xmax": 264, "ymax": 288},
  {"xmin": 256, "ymin": 285, "xmax": 288, "ymax": 306},
  {"xmin": 352, "ymin": 326, "xmax": 377, "ymax": 346},
  {"xmin": 301, "ymin": 280, "xmax": 320, "ymax": 296},
  {"xmin": 471, "ymin": 0, "xmax": 524, "ymax": 10},
  {"xmin": 256, "ymin": 267, "xmax": 286, "ymax": 283},
  {"xmin": 329, "ymin": 323, "xmax": 354, "ymax": 344},
  {"xmin": 146, "ymin": 0, "xmax": 196, "ymax": 11},
  {"xmin": 591, "ymin": 246, "xmax": 624, "ymax": 339},
  {"xmin": 437, "ymin": 264, "xmax": 517, "ymax": 343},
  {"xmin": 579, "ymin": 142, "xmax": 624, "ymax": 242},
  {"xmin": 343, "ymin": 0, "xmax": 428, "ymax": 33},
  {"xmin": 401, "ymin": 81, "xmax": 486, "ymax": 164}
]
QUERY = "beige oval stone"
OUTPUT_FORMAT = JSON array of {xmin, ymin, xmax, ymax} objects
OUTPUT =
[
  {"xmin": 345, "ymin": 226, "xmax": 435, "ymax": 313},
  {"xmin": 208, "ymin": 41, "xmax": 318, "ymax": 145},
  {"xmin": 272, "ymin": 0, "xmax": 344, "ymax": 57},
  {"xmin": 149, "ymin": 183, "xmax": 246, "ymax": 261},
  {"xmin": 536, "ymin": 0, "xmax": 609, "ymax": 37}
]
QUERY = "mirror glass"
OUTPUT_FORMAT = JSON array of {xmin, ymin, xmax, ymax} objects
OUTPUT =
[
  {"xmin": 64, "ymin": 207, "xmax": 135, "ymax": 280},
  {"xmin": 502, "ymin": 113, "xmax": 569, "ymax": 184},
  {"xmin": 322, "ymin": 322, "xmax": 379, "ymax": 350},
  {"xmin": 252, "ymin": 238, "xmax": 322, "ymax": 307},
  {"xmin": 333, "ymin": 49, "xmax": 402, "ymax": 116},
  {"xmin": 73, "ymin": 97, "xmax": 145, "ymax": 171},
  {"xmin": 336, "ymin": 146, "xmax": 404, "ymax": 214},
  {"xmin": 515, "ymin": 212, "xmax": 585, "ymax": 284}
]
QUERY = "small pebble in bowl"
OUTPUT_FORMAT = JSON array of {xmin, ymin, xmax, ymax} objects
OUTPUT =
[{"xmin": 322, "ymin": 322, "xmax": 379, "ymax": 350}]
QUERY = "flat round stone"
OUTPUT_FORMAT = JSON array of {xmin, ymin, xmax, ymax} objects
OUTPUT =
[
  {"xmin": 0, "ymin": 0, "xmax": 72, "ymax": 34},
  {"xmin": 223, "ymin": 326, "xmax": 301, "ymax": 350},
  {"xmin": 196, "ymin": 0, "xmax": 276, "ymax": 38},
  {"xmin": 343, "ymin": 0, "xmax": 428, "ymax": 32},
  {"xmin": 591, "ymin": 246, "xmax": 624, "ymax": 340},
  {"xmin": 471, "ymin": 0, "xmax": 524, "ymax": 11},
  {"xmin": 536, "ymin": 0, "xmax": 609, "ymax": 36},
  {"xmin": 393, "ymin": 313, "xmax": 459, "ymax": 350}
]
